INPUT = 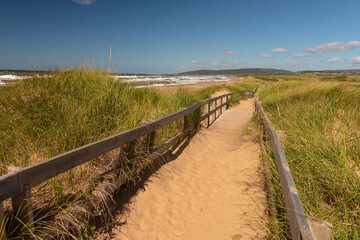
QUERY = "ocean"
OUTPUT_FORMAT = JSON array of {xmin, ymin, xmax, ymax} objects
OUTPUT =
[
  {"xmin": 0, "ymin": 71, "xmax": 234, "ymax": 87},
  {"xmin": 0, "ymin": 70, "xmax": 34, "ymax": 86}
]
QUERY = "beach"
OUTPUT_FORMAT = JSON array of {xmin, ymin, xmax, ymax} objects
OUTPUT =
[{"xmin": 154, "ymin": 76, "xmax": 244, "ymax": 94}]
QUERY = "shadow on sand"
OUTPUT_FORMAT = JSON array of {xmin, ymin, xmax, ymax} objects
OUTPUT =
[{"xmin": 97, "ymin": 130, "xmax": 198, "ymax": 236}]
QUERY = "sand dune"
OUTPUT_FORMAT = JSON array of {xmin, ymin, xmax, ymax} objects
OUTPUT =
[
  {"xmin": 154, "ymin": 77, "xmax": 244, "ymax": 95},
  {"xmin": 100, "ymin": 99, "xmax": 265, "ymax": 239}
]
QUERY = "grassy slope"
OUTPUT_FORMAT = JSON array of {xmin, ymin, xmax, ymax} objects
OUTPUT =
[
  {"xmin": 0, "ymin": 68, "xmax": 260, "ymax": 238},
  {"xmin": 0, "ymin": 70, "xmax": 259, "ymax": 174},
  {"xmin": 259, "ymin": 74, "xmax": 360, "ymax": 238}
]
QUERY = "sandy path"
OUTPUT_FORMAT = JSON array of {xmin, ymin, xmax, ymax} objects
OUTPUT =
[{"xmin": 102, "ymin": 99, "xmax": 265, "ymax": 239}]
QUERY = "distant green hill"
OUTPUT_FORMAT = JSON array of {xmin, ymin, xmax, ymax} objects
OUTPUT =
[
  {"xmin": 299, "ymin": 69, "xmax": 360, "ymax": 73},
  {"xmin": 179, "ymin": 68, "xmax": 292, "ymax": 75}
]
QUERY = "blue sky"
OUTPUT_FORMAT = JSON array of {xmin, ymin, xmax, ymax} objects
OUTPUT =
[{"xmin": 1, "ymin": 0, "xmax": 360, "ymax": 74}]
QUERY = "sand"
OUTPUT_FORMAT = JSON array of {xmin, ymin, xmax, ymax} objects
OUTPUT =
[
  {"xmin": 100, "ymin": 98, "xmax": 265, "ymax": 239},
  {"xmin": 154, "ymin": 77, "xmax": 244, "ymax": 95}
]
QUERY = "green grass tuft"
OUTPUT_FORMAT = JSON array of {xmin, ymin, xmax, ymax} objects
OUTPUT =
[{"xmin": 259, "ymin": 79, "xmax": 360, "ymax": 238}]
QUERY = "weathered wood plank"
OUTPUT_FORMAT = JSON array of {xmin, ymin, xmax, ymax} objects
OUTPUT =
[
  {"xmin": 307, "ymin": 218, "xmax": 332, "ymax": 240},
  {"xmin": 0, "ymin": 173, "xmax": 19, "ymax": 202},
  {"xmin": 153, "ymin": 103, "xmax": 202, "ymax": 130},
  {"xmin": 203, "ymin": 93, "xmax": 232, "ymax": 104},
  {"xmin": 220, "ymin": 97, "xmax": 223, "ymax": 114},
  {"xmin": 146, "ymin": 131, "xmax": 156, "ymax": 153},
  {"xmin": 16, "ymin": 124, "xmax": 155, "ymax": 189},
  {"xmin": 11, "ymin": 185, "xmax": 34, "ymax": 232},
  {"xmin": 8, "ymin": 167, "xmax": 34, "ymax": 233},
  {"xmin": 0, "ymin": 202, "xmax": 6, "ymax": 240},
  {"xmin": 242, "ymin": 90, "xmax": 254, "ymax": 98},
  {"xmin": 200, "ymin": 102, "xmax": 228, "ymax": 121},
  {"xmin": 207, "ymin": 103, "xmax": 210, "ymax": 127},
  {"xmin": 269, "ymin": 128, "xmax": 313, "ymax": 239},
  {"xmin": 202, "ymin": 89, "xmax": 255, "ymax": 105},
  {"xmin": 255, "ymin": 98, "xmax": 316, "ymax": 240},
  {"xmin": 214, "ymin": 99, "xmax": 218, "ymax": 119},
  {"xmin": 183, "ymin": 115, "xmax": 189, "ymax": 132}
]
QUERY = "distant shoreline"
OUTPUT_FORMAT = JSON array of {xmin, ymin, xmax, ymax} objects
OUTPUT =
[{"xmin": 154, "ymin": 77, "xmax": 244, "ymax": 94}]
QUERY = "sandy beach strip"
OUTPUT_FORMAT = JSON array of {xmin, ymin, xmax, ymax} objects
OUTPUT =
[{"xmin": 154, "ymin": 77, "xmax": 244, "ymax": 95}]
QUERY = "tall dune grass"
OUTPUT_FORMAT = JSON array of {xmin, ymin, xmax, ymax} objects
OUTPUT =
[
  {"xmin": 259, "ymin": 80, "xmax": 360, "ymax": 238},
  {"xmin": 1, "ymin": 69, "xmax": 159, "ymax": 174},
  {"xmin": 0, "ymin": 67, "xmax": 259, "ymax": 238}
]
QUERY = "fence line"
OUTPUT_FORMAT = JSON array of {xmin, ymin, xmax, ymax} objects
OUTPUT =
[
  {"xmin": 255, "ymin": 95, "xmax": 331, "ymax": 240},
  {"xmin": 0, "ymin": 88, "xmax": 256, "ymax": 239}
]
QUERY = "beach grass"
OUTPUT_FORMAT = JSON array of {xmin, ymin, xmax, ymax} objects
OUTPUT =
[
  {"xmin": 0, "ymin": 66, "xmax": 260, "ymax": 238},
  {"xmin": 258, "ymin": 76, "xmax": 360, "ymax": 238}
]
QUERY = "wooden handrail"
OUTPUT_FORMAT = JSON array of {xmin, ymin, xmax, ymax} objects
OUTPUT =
[
  {"xmin": 255, "ymin": 95, "xmax": 331, "ymax": 240},
  {"xmin": 0, "ymin": 88, "xmax": 256, "ymax": 238}
]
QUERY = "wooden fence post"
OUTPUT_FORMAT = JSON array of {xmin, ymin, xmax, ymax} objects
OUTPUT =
[
  {"xmin": 11, "ymin": 185, "xmax": 34, "ymax": 231},
  {"xmin": 220, "ymin": 98, "xmax": 224, "ymax": 115},
  {"xmin": 207, "ymin": 103, "xmax": 210, "ymax": 127},
  {"xmin": 9, "ymin": 167, "xmax": 34, "ymax": 233},
  {"xmin": 183, "ymin": 114, "xmax": 189, "ymax": 132},
  {"xmin": 254, "ymin": 100, "xmax": 257, "ymax": 114},
  {"xmin": 146, "ymin": 131, "xmax": 156, "ymax": 153},
  {"xmin": 215, "ymin": 100, "xmax": 218, "ymax": 119},
  {"xmin": 0, "ymin": 202, "xmax": 6, "ymax": 240}
]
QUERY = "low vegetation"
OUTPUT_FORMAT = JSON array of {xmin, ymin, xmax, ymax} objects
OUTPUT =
[
  {"xmin": 319, "ymin": 74, "xmax": 360, "ymax": 82},
  {"xmin": 253, "ymin": 75, "xmax": 279, "ymax": 82},
  {"xmin": 180, "ymin": 68, "xmax": 292, "ymax": 75},
  {"xmin": 258, "ymin": 76, "xmax": 360, "ymax": 238},
  {"xmin": 0, "ymin": 66, "xmax": 259, "ymax": 239}
]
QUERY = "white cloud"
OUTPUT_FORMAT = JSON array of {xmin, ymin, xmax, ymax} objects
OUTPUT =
[
  {"xmin": 326, "ymin": 57, "xmax": 343, "ymax": 63},
  {"xmin": 222, "ymin": 48, "xmax": 229, "ymax": 50},
  {"xmin": 224, "ymin": 51, "xmax": 235, "ymax": 55},
  {"xmin": 270, "ymin": 48, "xmax": 289, "ymax": 54},
  {"xmin": 294, "ymin": 53, "xmax": 305, "ymax": 58},
  {"xmin": 353, "ymin": 56, "xmax": 360, "ymax": 63},
  {"xmin": 348, "ymin": 41, "xmax": 360, "ymax": 48},
  {"xmin": 258, "ymin": 54, "xmax": 271, "ymax": 59},
  {"xmin": 223, "ymin": 50, "xmax": 244, "ymax": 56},
  {"xmin": 190, "ymin": 60, "xmax": 218, "ymax": 67},
  {"xmin": 73, "ymin": 0, "xmax": 96, "ymax": 5},
  {"xmin": 305, "ymin": 41, "xmax": 360, "ymax": 53}
]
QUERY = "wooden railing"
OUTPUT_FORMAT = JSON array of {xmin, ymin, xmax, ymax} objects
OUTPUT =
[
  {"xmin": 255, "ymin": 95, "xmax": 332, "ymax": 240},
  {"xmin": 0, "ymin": 89, "xmax": 256, "ymax": 239}
]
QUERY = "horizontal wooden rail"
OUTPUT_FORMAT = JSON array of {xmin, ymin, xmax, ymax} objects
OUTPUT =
[
  {"xmin": 255, "ymin": 95, "xmax": 331, "ymax": 240},
  {"xmin": 202, "ymin": 89, "xmax": 257, "ymax": 127},
  {"xmin": 203, "ymin": 93, "xmax": 232, "ymax": 104},
  {"xmin": 0, "ymin": 87, "xmax": 257, "ymax": 239},
  {"xmin": 0, "ymin": 102, "xmax": 202, "ymax": 202},
  {"xmin": 200, "ymin": 101, "xmax": 227, "ymax": 121}
]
